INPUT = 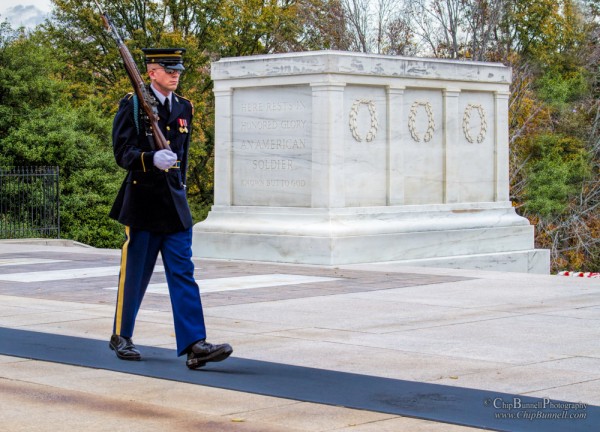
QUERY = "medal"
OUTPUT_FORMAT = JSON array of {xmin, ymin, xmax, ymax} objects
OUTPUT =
[{"xmin": 178, "ymin": 118, "xmax": 189, "ymax": 133}]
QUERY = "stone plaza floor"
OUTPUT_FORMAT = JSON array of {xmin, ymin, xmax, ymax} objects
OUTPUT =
[{"xmin": 0, "ymin": 239, "xmax": 598, "ymax": 431}]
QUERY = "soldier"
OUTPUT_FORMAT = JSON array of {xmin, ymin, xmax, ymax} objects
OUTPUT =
[{"xmin": 108, "ymin": 48, "xmax": 232, "ymax": 369}]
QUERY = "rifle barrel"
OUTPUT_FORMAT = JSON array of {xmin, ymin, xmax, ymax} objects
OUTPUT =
[{"xmin": 94, "ymin": 3, "xmax": 171, "ymax": 151}]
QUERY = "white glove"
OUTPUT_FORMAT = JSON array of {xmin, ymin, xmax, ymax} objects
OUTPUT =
[{"xmin": 153, "ymin": 150, "xmax": 177, "ymax": 170}]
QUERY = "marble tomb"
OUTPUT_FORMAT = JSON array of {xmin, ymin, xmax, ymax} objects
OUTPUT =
[{"xmin": 192, "ymin": 51, "xmax": 550, "ymax": 273}]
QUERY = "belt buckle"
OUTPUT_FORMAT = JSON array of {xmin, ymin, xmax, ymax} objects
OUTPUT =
[{"xmin": 162, "ymin": 160, "xmax": 181, "ymax": 172}]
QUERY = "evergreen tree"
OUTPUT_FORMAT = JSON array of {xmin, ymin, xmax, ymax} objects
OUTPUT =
[{"xmin": 0, "ymin": 23, "xmax": 122, "ymax": 247}]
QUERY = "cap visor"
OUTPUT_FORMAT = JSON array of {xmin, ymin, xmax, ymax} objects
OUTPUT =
[{"xmin": 165, "ymin": 64, "xmax": 185, "ymax": 71}]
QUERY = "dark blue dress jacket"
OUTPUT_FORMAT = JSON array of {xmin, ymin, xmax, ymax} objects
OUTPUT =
[{"xmin": 109, "ymin": 88, "xmax": 194, "ymax": 233}]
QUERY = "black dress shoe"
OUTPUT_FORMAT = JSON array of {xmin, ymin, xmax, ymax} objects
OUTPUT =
[
  {"xmin": 109, "ymin": 334, "xmax": 141, "ymax": 361},
  {"xmin": 186, "ymin": 340, "xmax": 233, "ymax": 369}
]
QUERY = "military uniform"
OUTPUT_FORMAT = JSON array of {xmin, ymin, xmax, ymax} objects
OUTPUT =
[
  {"xmin": 109, "ymin": 89, "xmax": 194, "ymax": 232},
  {"xmin": 108, "ymin": 49, "xmax": 231, "ymax": 366}
]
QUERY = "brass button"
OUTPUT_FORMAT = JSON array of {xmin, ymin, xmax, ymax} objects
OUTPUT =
[
  {"xmin": 167, "ymin": 140, "xmax": 171, "ymax": 145},
  {"xmin": 133, "ymin": 180, "xmax": 137, "ymax": 184},
  {"xmin": 167, "ymin": 126, "xmax": 170, "ymax": 131}
]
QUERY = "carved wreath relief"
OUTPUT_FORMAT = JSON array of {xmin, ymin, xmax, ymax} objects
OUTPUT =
[
  {"xmin": 349, "ymin": 98, "xmax": 487, "ymax": 144},
  {"xmin": 349, "ymin": 99, "xmax": 378, "ymax": 142},
  {"xmin": 408, "ymin": 101, "xmax": 435, "ymax": 142},
  {"xmin": 462, "ymin": 103, "xmax": 487, "ymax": 143}
]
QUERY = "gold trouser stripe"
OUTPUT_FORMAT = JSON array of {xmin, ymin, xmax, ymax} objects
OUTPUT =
[
  {"xmin": 141, "ymin": 152, "xmax": 146, "ymax": 172},
  {"xmin": 115, "ymin": 226, "xmax": 131, "ymax": 335}
]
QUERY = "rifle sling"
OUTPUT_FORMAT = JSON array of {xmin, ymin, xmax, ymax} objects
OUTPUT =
[{"xmin": 133, "ymin": 94, "xmax": 157, "ymax": 151}]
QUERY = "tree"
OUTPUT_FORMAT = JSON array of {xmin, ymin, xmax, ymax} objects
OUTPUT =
[
  {"xmin": 340, "ymin": 0, "xmax": 413, "ymax": 54},
  {"xmin": 505, "ymin": 0, "xmax": 599, "ymax": 271},
  {"xmin": 0, "ymin": 24, "xmax": 122, "ymax": 247},
  {"xmin": 464, "ymin": 0, "xmax": 506, "ymax": 61}
]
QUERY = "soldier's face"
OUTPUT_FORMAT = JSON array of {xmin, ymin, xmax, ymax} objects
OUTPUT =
[{"xmin": 148, "ymin": 66, "xmax": 181, "ymax": 96}]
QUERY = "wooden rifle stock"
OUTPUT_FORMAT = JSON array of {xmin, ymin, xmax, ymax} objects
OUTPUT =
[{"xmin": 95, "ymin": 2, "xmax": 171, "ymax": 151}]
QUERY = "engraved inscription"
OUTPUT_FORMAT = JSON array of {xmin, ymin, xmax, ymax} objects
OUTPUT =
[
  {"xmin": 240, "ymin": 139, "xmax": 306, "ymax": 150},
  {"xmin": 241, "ymin": 179, "xmax": 307, "ymax": 188},
  {"xmin": 240, "ymin": 120, "xmax": 308, "ymax": 130},
  {"xmin": 232, "ymin": 86, "xmax": 312, "ymax": 206},
  {"xmin": 252, "ymin": 160, "xmax": 293, "ymax": 170},
  {"xmin": 241, "ymin": 101, "xmax": 306, "ymax": 112}
]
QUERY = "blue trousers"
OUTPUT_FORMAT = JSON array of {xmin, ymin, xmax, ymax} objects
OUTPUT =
[{"xmin": 113, "ymin": 226, "xmax": 207, "ymax": 356}]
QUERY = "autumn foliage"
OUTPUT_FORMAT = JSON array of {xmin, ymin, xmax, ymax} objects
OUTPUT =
[{"xmin": 0, "ymin": 0, "xmax": 598, "ymax": 271}]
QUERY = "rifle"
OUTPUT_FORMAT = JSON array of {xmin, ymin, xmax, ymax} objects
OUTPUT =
[{"xmin": 94, "ymin": 0, "xmax": 171, "ymax": 151}]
